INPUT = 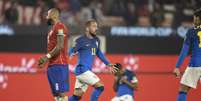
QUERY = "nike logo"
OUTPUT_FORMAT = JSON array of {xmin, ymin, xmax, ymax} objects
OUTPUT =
[{"xmin": 86, "ymin": 44, "xmax": 90, "ymax": 46}]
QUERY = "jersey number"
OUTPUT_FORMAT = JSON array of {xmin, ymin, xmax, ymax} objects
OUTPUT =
[
  {"xmin": 91, "ymin": 48, "xmax": 96, "ymax": 55},
  {"xmin": 198, "ymin": 31, "xmax": 201, "ymax": 48}
]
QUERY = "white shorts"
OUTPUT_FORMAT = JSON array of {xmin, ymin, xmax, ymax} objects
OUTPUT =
[
  {"xmin": 74, "ymin": 71, "xmax": 100, "ymax": 92},
  {"xmin": 111, "ymin": 95, "xmax": 134, "ymax": 101},
  {"xmin": 180, "ymin": 67, "xmax": 201, "ymax": 89}
]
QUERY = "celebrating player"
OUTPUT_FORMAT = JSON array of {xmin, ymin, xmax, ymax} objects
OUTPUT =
[
  {"xmin": 111, "ymin": 63, "xmax": 138, "ymax": 101},
  {"xmin": 68, "ymin": 19, "xmax": 118, "ymax": 101},
  {"xmin": 173, "ymin": 8, "xmax": 201, "ymax": 101},
  {"xmin": 38, "ymin": 8, "xmax": 69, "ymax": 101}
]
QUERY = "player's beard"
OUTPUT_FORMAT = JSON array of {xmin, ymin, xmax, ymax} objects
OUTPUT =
[
  {"xmin": 89, "ymin": 30, "xmax": 97, "ymax": 37},
  {"xmin": 47, "ymin": 18, "xmax": 54, "ymax": 26}
]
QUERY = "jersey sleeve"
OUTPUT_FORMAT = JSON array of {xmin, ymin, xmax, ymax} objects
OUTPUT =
[
  {"xmin": 96, "ymin": 38, "xmax": 110, "ymax": 65},
  {"xmin": 183, "ymin": 29, "xmax": 192, "ymax": 45},
  {"xmin": 96, "ymin": 48, "xmax": 110, "ymax": 65},
  {"xmin": 69, "ymin": 37, "xmax": 82, "ymax": 55},
  {"xmin": 175, "ymin": 29, "xmax": 191, "ymax": 68},
  {"xmin": 54, "ymin": 23, "xmax": 67, "ymax": 36}
]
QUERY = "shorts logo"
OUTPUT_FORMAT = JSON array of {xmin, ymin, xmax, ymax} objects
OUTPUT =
[{"xmin": 55, "ymin": 83, "xmax": 59, "ymax": 91}]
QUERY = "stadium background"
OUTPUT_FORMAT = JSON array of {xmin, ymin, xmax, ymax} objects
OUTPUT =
[{"xmin": 0, "ymin": 0, "xmax": 201, "ymax": 101}]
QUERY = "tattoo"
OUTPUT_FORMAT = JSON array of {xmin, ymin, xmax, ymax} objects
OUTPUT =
[{"xmin": 48, "ymin": 34, "xmax": 64, "ymax": 58}]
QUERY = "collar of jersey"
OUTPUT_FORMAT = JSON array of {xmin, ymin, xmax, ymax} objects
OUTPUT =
[{"xmin": 195, "ymin": 25, "xmax": 201, "ymax": 29}]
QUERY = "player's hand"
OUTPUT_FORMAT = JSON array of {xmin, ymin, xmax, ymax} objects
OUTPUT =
[
  {"xmin": 108, "ymin": 64, "xmax": 119, "ymax": 74},
  {"xmin": 173, "ymin": 68, "xmax": 181, "ymax": 78},
  {"xmin": 69, "ymin": 52, "xmax": 78, "ymax": 60},
  {"xmin": 69, "ymin": 51, "xmax": 78, "ymax": 57},
  {"xmin": 38, "ymin": 56, "xmax": 48, "ymax": 68}
]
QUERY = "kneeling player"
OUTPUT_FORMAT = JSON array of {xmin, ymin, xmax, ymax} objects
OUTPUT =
[{"xmin": 111, "ymin": 63, "xmax": 138, "ymax": 101}]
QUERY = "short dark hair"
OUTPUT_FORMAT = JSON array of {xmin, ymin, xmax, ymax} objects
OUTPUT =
[
  {"xmin": 194, "ymin": 8, "xmax": 201, "ymax": 19},
  {"xmin": 114, "ymin": 63, "xmax": 122, "ymax": 70},
  {"xmin": 85, "ymin": 19, "xmax": 97, "ymax": 26}
]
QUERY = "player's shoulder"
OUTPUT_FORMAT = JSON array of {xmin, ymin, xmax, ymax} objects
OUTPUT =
[
  {"xmin": 187, "ymin": 27, "xmax": 195, "ymax": 32},
  {"xmin": 54, "ymin": 22, "xmax": 68, "ymax": 29},
  {"xmin": 188, "ymin": 25, "xmax": 201, "ymax": 32},
  {"xmin": 56, "ymin": 22, "xmax": 65, "ymax": 26},
  {"xmin": 76, "ymin": 35, "xmax": 85, "ymax": 42},
  {"xmin": 94, "ymin": 36, "xmax": 100, "ymax": 42},
  {"xmin": 185, "ymin": 27, "xmax": 195, "ymax": 36}
]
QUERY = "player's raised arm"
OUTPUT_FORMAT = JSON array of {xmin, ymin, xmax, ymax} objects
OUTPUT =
[{"xmin": 174, "ymin": 29, "xmax": 192, "ymax": 77}]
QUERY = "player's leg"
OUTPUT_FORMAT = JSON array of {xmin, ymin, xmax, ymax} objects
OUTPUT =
[
  {"xmin": 69, "ymin": 78, "xmax": 88, "ymax": 101},
  {"xmin": 177, "ymin": 84, "xmax": 191, "ymax": 101},
  {"xmin": 47, "ymin": 65, "xmax": 69, "ymax": 101},
  {"xmin": 69, "ymin": 88, "xmax": 83, "ymax": 101},
  {"xmin": 90, "ymin": 81, "xmax": 104, "ymax": 101},
  {"xmin": 54, "ymin": 93, "xmax": 68, "ymax": 101},
  {"xmin": 82, "ymin": 71, "xmax": 104, "ymax": 101},
  {"xmin": 177, "ymin": 67, "xmax": 200, "ymax": 101},
  {"xmin": 70, "ymin": 70, "xmax": 102, "ymax": 101}
]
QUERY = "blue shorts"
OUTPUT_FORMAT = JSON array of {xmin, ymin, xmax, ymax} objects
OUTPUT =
[{"xmin": 47, "ymin": 64, "xmax": 69, "ymax": 95}]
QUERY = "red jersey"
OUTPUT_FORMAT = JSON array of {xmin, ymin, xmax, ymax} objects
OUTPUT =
[{"xmin": 47, "ymin": 22, "xmax": 69, "ymax": 65}]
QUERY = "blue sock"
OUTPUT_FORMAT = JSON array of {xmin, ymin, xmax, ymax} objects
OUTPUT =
[
  {"xmin": 177, "ymin": 91, "xmax": 187, "ymax": 101},
  {"xmin": 68, "ymin": 95, "xmax": 81, "ymax": 101},
  {"xmin": 90, "ymin": 86, "xmax": 104, "ymax": 101}
]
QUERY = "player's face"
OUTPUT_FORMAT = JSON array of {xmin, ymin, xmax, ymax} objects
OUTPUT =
[
  {"xmin": 87, "ymin": 22, "xmax": 98, "ymax": 36},
  {"xmin": 115, "ymin": 69, "xmax": 123, "ymax": 76},
  {"xmin": 46, "ymin": 10, "xmax": 54, "ymax": 25},
  {"xmin": 193, "ymin": 16, "xmax": 201, "ymax": 25},
  {"xmin": 46, "ymin": 10, "xmax": 51, "ymax": 20}
]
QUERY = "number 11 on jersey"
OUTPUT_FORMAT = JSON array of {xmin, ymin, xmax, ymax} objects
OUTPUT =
[
  {"xmin": 92, "ymin": 48, "xmax": 96, "ymax": 55},
  {"xmin": 198, "ymin": 31, "xmax": 201, "ymax": 48}
]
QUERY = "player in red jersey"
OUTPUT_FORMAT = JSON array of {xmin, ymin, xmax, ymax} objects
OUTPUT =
[{"xmin": 38, "ymin": 8, "xmax": 69, "ymax": 101}]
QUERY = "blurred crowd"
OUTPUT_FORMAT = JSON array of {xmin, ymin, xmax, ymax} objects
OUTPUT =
[{"xmin": 0, "ymin": 0, "xmax": 200, "ymax": 28}]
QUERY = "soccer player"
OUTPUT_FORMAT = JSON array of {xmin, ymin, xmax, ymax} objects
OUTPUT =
[
  {"xmin": 111, "ymin": 63, "xmax": 138, "ymax": 101},
  {"xmin": 68, "ymin": 19, "xmax": 118, "ymax": 101},
  {"xmin": 38, "ymin": 8, "xmax": 69, "ymax": 101},
  {"xmin": 173, "ymin": 8, "xmax": 201, "ymax": 101}
]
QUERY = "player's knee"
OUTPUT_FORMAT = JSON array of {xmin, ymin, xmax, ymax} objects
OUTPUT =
[
  {"xmin": 54, "ymin": 93, "xmax": 65, "ymax": 97},
  {"xmin": 54, "ymin": 96, "xmax": 67, "ymax": 101},
  {"xmin": 70, "ymin": 94, "xmax": 82, "ymax": 101},
  {"xmin": 179, "ymin": 84, "xmax": 191, "ymax": 93},
  {"xmin": 94, "ymin": 82, "xmax": 104, "ymax": 88},
  {"xmin": 95, "ymin": 86, "xmax": 104, "ymax": 92},
  {"xmin": 74, "ymin": 88, "xmax": 84, "ymax": 96}
]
